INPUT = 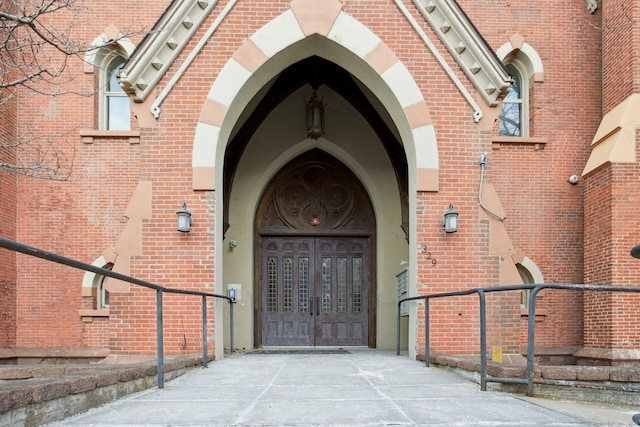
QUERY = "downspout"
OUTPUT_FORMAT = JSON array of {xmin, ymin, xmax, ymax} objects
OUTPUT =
[
  {"xmin": 151, "ymin": 0, "xmax": 239, "ymax": 119},
  {"xmin": 394, "ymin": 0, "xmax": 484, "ymax": 123}
]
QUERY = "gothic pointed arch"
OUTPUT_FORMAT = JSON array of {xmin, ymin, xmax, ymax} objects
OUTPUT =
[{"xmin": 191, "ymin": 2, "xmax": 439, "ymax": 194}]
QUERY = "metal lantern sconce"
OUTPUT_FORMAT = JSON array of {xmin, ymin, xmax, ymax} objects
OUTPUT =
[
  {"xmin": 442, "ymin": 203, "xmax": 459, "ymax": 234},
  {"xmin": 305, "ymin": 90, "xmax": 324, "ymax": 140},
  {"xmin": 176, "ymin": 202, "xmax": 192, "ymax": 233}
]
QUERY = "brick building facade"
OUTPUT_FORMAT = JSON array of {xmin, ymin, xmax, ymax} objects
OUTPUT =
[{"xmin": 1, "ymin": 0, "xmax": 639, "ymax": 365}]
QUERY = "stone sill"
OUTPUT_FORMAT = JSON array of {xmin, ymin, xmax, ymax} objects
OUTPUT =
[
  {"xmin": 492, "ymin": 136, "xmax": 547, "ymax": 150},
  {"xmin": 520, "ymin": 308, "xmax": 547, "ymax": 320},
  {"xmin": 79, "ymin": 129, "xmax": 140, "ymax": 144},
  {"xmin": 79, "ymin": 309, "xmax": 110, "ymax": 317},
  {"xmin": 79, "ymin": 309, "xmax": 110, "ymax": 322}
]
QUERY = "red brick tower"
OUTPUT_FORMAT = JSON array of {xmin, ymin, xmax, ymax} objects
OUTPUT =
[{"xmin": 580, "ymin": 0, "xmax": 640, "ymax": 365}]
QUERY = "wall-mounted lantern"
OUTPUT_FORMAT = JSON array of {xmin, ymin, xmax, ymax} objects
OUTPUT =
[
  {"xmin": 442, "ymin": 203, "xmax": 459, "ymax": 234},
  {"xmin": 177, "ymin": 202, "xmax": 192, "ymax": 233}
]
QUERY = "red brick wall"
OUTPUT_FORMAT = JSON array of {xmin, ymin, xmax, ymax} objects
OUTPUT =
[
  {"xmin": 583, "ymin": 161, "xmax": 640, "ymax": 350},
  {"xmin": 601, "ymin": 0, "xmax": 640, "ymax": 113},
  {"xmin": 11, "ymin": 0, "xmax": 166, "ymax": 351},
  {"xmin": 578, "ymin": 0, "xmax": 640, "ymax": 357},
  {"xmin": 4, "ymin": 0, "xmax": 613, "ymax": 358},
  {"xmin": 456, "ymin": 0, "xmax": 600, "ymax": 355},
  {"xmin": 0, "ymin": 91, "xmax": 18, "ymax": 348},
  {"xmin": 14, "ymin": 133, "xmax": 140, "ymax": 348}
]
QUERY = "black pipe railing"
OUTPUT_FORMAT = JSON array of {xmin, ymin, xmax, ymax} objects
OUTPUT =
[
  {"xmin": 397, "ymin": 283, "xmax": 640, "ymax": 396},
  {"xmin": 0, "ymin": 236, "xmax": 235, "ymax": 389}
]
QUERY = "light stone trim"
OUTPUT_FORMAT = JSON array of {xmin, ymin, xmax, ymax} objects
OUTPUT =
[
  {"xmin": 412, "ymin": 125, "xmax": 439, "ymax": 171},
  {"xmin": 381, "ymin": 62, "xmax": 424, "ymax": 108},
  {"xmin": 81, "ymin": 256, "xmax": 108, "ymax": 294},
  {"xmin": 496, "ymin": 38, "xmax": 545, "ymax": 82},
  {"xmin": 582, "ymin": 94, "xmax": 640, "ymax": 176},
  {"xmin": 84, "ymin": 27, "xmax": 136, "ymax": 73},
  {"xmin": 412, "ymin": 0, "xmax": 511, "ymax": 108},
  {"xmin": 193, "ymin": 122, "xmax": 220, "ymax": 168},
  {"xmin": 193, "ymin": 2, "xmax": 439, "ymax": 192},
  {"xmin": 328, "ymin": 12, "xmax": 380, "ymax": 58},
  {"xmin": 250, "ymin": 10, "xmax": 305, "ymax": 58}
]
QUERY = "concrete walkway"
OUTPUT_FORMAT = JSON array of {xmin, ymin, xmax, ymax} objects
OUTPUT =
[{"xmin": 45, "ymin": 350, "xmax": 637, "ymax": 426}]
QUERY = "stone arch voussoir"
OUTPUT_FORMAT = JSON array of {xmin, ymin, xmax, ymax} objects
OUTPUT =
[{"xmin": 192, "ymin": 0, "xmax": 439, "ymax": 192}]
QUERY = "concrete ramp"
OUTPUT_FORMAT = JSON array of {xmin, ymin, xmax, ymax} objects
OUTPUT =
[{"xmin": 46, "ymin": 350, "xmax": 634, "ymax": 426}]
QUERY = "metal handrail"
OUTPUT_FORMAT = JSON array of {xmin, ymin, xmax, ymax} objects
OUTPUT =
[
  {"xmin": 0, "ymin": 236, "xmax": 235, "ymax": 389},
  {"xmin": 397, "ymin": 282, "xmax": 640, "ymax": 396}
]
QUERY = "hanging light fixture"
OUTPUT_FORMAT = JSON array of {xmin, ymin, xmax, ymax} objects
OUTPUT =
[
  {"xmin": 442, "ymin": 203, "xmax": 459, "ymax": 234},
  {"xmin": 176, "ymin": 202, "xmax": 192, "ymax": 233},
  {"xmin": 305, "ymin": 90, "xmax": 324, "ymax": 140}
]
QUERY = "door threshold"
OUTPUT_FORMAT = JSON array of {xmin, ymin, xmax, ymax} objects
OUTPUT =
[
  {"xmin": 254, "ymin": 345, "xmax": 375, "ymax": 351},
  {"xmin": 251, "ymin": 346, "xmax": 371, "ymax": 354}
]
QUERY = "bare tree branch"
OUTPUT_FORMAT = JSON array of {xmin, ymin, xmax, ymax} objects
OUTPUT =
[
  {"xmin": 0, "ymin": 126, "xmax": 75, "ymax": 180},
  {"xmin": 0, "ymin": 0, "xmax": 145, "ymax": 180}
]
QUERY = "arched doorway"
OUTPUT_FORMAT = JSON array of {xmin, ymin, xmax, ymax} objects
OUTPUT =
[{"xmin": 254, "ymin": 149, "xmax": 376, "ymax": 347}]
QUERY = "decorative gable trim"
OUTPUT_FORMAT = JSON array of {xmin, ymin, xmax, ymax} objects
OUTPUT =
[
  {"xmin": 120, "ymin": 0, "xmax": 510, "ymax": 121},
  {"xmin": 119, "ymin": 0, "xmax": 220, "ymax": 102},
  {"xmin": 412, "ymin": 0, "xmax": 511, "ymax": 107}
]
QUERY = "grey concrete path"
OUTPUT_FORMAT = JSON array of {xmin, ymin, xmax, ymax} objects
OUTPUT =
[{"xmin": 45, "ymin": 350, "xmax": 637, "ymax": 426}]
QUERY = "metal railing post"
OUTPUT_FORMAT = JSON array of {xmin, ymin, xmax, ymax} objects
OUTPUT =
[
  {"xmin": 425, "ymin": 297, "xmax": 430, "ymax": 367},
  {"xmin": 202, "ymin": 295, "xmax": 208, "ymax": 367},
  {"xmin": 229, "ymin": 300, "xmax": 235, "ymax": 354},
  {"xmin": 526, "ymin": 286, "xmax": 542, "ymax": 396},
  {"xmin": 156, "ymin": 289, "xmax": 165, "ymax": 389},
  {"xmin": 397, "ymin": 301, "xmax": 402, "ymax": 356},
  {"xmin": 478, "ymin": 290, "xmax": 487, "ymax": 391}
]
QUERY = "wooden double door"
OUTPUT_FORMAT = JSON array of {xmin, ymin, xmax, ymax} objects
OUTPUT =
[{"xmin": 261, "ymin": 235, "xmax": 369, "ymax": 347}]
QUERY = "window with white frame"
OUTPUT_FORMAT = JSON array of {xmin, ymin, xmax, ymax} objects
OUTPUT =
[
  {"xmin": 496, "ymin": 39, "xmax": 544, "ymax": 138},
  {"xmin": 81, "ymin": 257, "xmax": 113, "ymax": 311},
  {"xmin": 500, "ymin": 64, "xmax": 526, "ymax": 137},
  {"xmin": 104, "ymin": 55, "xmax": 130, "ymax": 130},
  {"xmin": 516, "ymin": 256, "xmax": 544, "ymax": 310},
  {"xmin": 96, "ymin": 265, "xmax": 113, "ymax": 309},
  {"xmin": 85, "ymin": 30, "xmax": 135, "ymax": 131}
]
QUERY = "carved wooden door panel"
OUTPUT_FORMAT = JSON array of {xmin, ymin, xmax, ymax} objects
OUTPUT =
[
  {"xmin": 314, "ymin": 236, "xmax": 368, "ymax": 346},
  {"xmin": 262, "ymin": 236, "xmax": 315, "ymax": 346},
  {"xmin": 261, "ymin": 236, "xmax": 369, "ymax": 347},
  {"xmin": 256, "ymin": 150, "xmax": 376, "ymax": 347}
]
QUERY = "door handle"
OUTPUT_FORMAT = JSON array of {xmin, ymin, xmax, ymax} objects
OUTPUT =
[
  {"xmin": 316, "ymin": 297, "xmax": 320, "ymax": 316},
  {"xmin": 309, "ymin": 297, "xmax": 314, "ymax": 316}
]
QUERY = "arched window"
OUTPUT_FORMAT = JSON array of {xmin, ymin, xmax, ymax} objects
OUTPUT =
[
  {"xmin": 104, "ymin": 55, "xmax": 130, "ymax": 130},
  {"xmin": 500, "ymin": 64, "xmax": 525, "ymax": 136},
  {"xmin": 95, "ymin": 265, "xmax": 113, "ymax": 309},
  {"xmin": 81, "ymin": 257, "xmax": 113, "ymax": 310},
  {"xmin": 84, "ymin": 29, "xmax": 135, "ymax": 130},
  {"xmin": 496, "ymin": 38, "xmax": 544, "ymax": 138},
  {"xmin": 516, "ymin": 256, "xmax": 544, "ymax": 309}
]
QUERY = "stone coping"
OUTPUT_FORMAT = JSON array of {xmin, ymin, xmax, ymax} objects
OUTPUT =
[
  {"xmin": 0, "ymin": 348, "xmax": 110, "ymax": 360},
  {"xmin": 430, "ymin": 353, "xmax": 640, "ymax": 382},
  {"xmin": 0, "ymin": 353, "xmax": 209, "ymax": 426}
]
